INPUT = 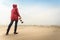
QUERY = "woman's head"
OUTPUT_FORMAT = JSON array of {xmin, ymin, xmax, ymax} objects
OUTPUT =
[{"xmin": 12, "ymin": 4, "xmax": 17, "ymax": 8}]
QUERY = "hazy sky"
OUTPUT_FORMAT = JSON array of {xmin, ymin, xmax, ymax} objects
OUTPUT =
[{"xmin": 0, "ymin": 0, "xmax": 60, "ymax": 25}]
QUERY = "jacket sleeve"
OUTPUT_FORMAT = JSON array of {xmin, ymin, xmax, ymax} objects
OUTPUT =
[{"xmin": 15, "ymin": 8, "xmax": 20, "ymax": 17}]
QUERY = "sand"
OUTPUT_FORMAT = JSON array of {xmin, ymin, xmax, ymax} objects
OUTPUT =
[{"xmin": 0, "ymin": 25, "xmax": 60, "ymax": 40}]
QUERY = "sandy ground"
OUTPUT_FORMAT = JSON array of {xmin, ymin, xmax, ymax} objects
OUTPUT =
[{"xmin": 0, "ymin": 25, "xmax": 60, "ymax": 40}]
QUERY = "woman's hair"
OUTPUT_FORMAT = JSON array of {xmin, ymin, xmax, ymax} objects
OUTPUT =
[{"xmin": 13, "ymin": 4, "xmax": 17, "ymax": 8}]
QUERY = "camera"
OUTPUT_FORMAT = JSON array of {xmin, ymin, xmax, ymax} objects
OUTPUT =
[{"xmin": 20, "ymin": 19, "xmax": 23, "ymax": 23}]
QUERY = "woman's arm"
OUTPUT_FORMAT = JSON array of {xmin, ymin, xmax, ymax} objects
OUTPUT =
[{"xmin": 16, "ymin": 8, "xmax": 21, "ymax": 19}]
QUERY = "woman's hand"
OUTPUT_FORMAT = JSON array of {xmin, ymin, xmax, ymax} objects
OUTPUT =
[{"xmin": 18, "ymin": 16, "xmax": 21, "ymax": 20}]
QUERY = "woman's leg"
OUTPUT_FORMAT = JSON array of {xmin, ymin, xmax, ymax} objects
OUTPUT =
[
  {"xmin": 14, "ymin": 20, "xmax": 18, "ymax": 34},
  {"xmin": 6, "ymin": 20, "xmax": 14, "ymax": 35}
]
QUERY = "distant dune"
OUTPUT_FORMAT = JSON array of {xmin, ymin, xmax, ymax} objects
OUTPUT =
[{"xmin": 0, "ymin": 25, "xmax": 60, "ymax": 40}]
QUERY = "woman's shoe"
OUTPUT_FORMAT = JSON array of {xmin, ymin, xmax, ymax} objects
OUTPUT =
[{"xmin": 14, "ymin": 32, "xmax": 18, "ymax": 34}]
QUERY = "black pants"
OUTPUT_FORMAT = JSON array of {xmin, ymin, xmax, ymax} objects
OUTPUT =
[{"xmin": 6, "ymin": 20, "xmax": 18, "ymax": 34}]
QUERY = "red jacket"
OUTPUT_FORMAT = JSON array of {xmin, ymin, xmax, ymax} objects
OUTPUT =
[{"xmin": 11, "ymin": 8, "xmax": 20, "ymax": 21}]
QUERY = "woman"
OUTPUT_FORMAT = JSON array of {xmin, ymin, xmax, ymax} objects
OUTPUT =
[{"xmin": 6, "ymin": 4, "xmax": 21, "ymax": 35}]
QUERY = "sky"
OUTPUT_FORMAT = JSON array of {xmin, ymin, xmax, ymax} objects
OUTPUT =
[{"xmin": 0, "ymin": 0, "xmax": 60, "ymax": 25}]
